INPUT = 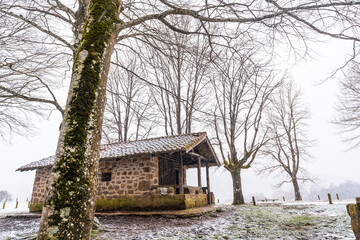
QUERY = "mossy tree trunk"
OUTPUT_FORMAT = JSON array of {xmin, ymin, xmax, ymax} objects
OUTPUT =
[{"xmin": 37, "ymin": 1, "xmax": 121, "ymax": 239}]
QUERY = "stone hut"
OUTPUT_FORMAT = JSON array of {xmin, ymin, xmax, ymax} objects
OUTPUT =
[{"xmin": 17, "ymin": 132, "xmax": 220, "ymax": 212}]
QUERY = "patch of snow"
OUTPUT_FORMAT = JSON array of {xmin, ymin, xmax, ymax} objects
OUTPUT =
[
  {"xmin": 281, "ymin": 199, "xmax": 355, "ymax": 206},
  {"xmin": 0, "ymin": 201, "xmax": 30, "ymax": 218},
  {"xmin": 159, "ymin": 187, "xmax": 168, "ymax": 195}
]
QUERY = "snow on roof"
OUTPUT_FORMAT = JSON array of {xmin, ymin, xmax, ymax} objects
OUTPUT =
[
  {"xmin": 16, "ymin": 155, "xmax": 55, "ymax": 172},
  {"xmin": 17, "ymin": 132, "xmax": 217, "ymax": 172}
]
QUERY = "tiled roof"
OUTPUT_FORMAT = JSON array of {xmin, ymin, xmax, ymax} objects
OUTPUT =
[
  {"xmin": 17, "ymin": 155, "xmax": 55, "ymax": 172},
  {"xmin": 17, "ymin": 132, "xmax": 209, "ymax": 172}
]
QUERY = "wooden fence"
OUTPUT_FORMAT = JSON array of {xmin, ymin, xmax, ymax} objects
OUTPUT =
[
  {"xmin": 251, "ymin": 193, "xmax": 342, "ymax": 205},
  {"xmin": 1, "ymin": 198, "xmax": 30, "ymax": 210}
]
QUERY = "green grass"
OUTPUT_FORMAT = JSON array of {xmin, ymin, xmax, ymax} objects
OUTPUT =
[{"xmin": 226, "ymin": 206, "xmax": 322, "ymax": 238}]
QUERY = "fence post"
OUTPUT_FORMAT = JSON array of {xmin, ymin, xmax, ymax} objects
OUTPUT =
[
  {"xmin": 283, "ymin": 196, "xmax": 285, "ymax": 201},
  {"xmin": 15, "ymin": 199, "xmax": 19, "ymax": 209},
  {"xmin": 318, "ymin": 195, "xmax": 320, "ymax": 200},
  {"xmin": 328, "ymin": 193, "xmax": 333, "ymax": 204},
  {"xmin": 336, "ymin": 194, "xmax": 340, "ymax": 200},
  {"xmin": 252, "ymin": 196, "xmax": 256, "ymax": 206},
  {"xmin": 2, "ymin": 201, "xmax": 5, "ymax": 209}
]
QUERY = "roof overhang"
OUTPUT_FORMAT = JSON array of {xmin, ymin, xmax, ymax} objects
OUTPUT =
[{"xmin": 16, "ymin": 132, "xmax": 221, "ymax": 171}]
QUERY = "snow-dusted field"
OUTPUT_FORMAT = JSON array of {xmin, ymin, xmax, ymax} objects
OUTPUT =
[
  {"xmin": 0, "ymin": 200, "xmax": 356, "ymax": 240},
  {"xmin": 0, "ymin": 201, "xmax": 30, "ymax": 217}
]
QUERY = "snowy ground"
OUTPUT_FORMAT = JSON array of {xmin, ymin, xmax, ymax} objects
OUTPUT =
[
  {"xmin": 0, "ymin": 202, "xmax": 30, "ymax": 217},
  {"xmin": 0, "ymin": 200, "xmax": 356, "ymax": 240}
]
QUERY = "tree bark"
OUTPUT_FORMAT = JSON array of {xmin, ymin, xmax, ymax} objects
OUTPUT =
[
  {"xmin": 231, "ymin": 169, "xmax": 245, "ymax": 205},
  {"xmin": 37, "ymin": 1, "xmax": 121, "ymax": 239},
  {"xmin": 292, "ymin": 177, "xmax": 301, "ymax": 201}
]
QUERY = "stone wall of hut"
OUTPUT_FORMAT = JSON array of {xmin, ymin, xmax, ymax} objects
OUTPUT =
[
  {"xmin": 30, "ymin": 155, "xmax": 159, "ymax": 207},
  {"xmin": 31, "ymin": 167, "xmax": 51, "ymax": 205},
  {"xmin": 97, "ymin": 155, "xmax": 159, "ymax": 198}
]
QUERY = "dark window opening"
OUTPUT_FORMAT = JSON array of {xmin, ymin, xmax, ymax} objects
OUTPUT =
[{"xmin": 101, "ymin": 172, "xmax": 112, "ymax": 182}]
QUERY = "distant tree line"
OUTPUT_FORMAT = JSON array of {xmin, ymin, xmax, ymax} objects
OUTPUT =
[
  {"xmin": 271, "ymin": 181, "xmax": 360, "ymax": 201},
  {"xmin": 0, "ymin": 190, "xmax": 11, "ymax": 202},
  {"xmin": 305, "ymin": 181, "xmax": 360, "ymax": 200}
]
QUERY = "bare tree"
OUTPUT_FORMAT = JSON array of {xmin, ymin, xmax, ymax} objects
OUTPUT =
[
  {"xmin": 0, "ymin": 3, "xmax": 68, "ymax": 139},
  {"xmin": 142, "ymin": 17, "xmax": 213, "ymax": 135},
  {"xmin": 212, "ymin": 46, "xmax": 281, "ymax": 204},
  {"xmin": 261, "ymin": 81, "xmax": 313, "ymax": 201},
  {"xmin": 334, "ymin": 60, "xmax": 360, "ymax": 148},
  {"xmin": 102, "ymin": 62, "xmax": 154, "ymax": 143},
  {"xmin": 1, "ymin": 0, "xmax": 360, "ymax": 238}
]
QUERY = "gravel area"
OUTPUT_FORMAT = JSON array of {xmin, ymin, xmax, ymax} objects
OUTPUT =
[{"xmin": 0, "ymin": 201, "xmax": 355, "ymax": 240}]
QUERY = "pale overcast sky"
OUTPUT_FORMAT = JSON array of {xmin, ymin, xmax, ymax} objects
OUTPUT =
[{"xmin": 1, "ymin": 37, "xmax": 359, "ymax": 203}]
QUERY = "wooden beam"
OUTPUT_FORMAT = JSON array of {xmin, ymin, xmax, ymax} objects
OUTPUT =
[
  {"xmin": 179, "ymin": 154, "xmax": 184, "ymax": 194},
  {"xmin": 186, "ymin": 152, "xmax": 207, "ymax": 161},
  {"xmin": 197, "ymin": 157, "xmax": 202, "ymax": 187},
  {"xmin": 206, "ymin": 163, "xmax": 211, "ymax": 204}
]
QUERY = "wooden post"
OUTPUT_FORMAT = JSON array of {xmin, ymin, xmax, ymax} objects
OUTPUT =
[
  {"xmin": 179, "ymin": 154, "xmax": 184, "ymax": 194},
  {"xmin": 2, "ymin": 202, "xmax": 5, "ymax": 209},
  {"xmin": 252, "ymin": 196, "xmax": 256, "ymax": 206},
  {"xmin": 318, "ymin": 195, "xmax": 320, "ymax": 200},
  {"xmin": 206, "ymin": 163, "xmax": 211, "ymax": 204},
  {"xmin": 336, "ymin": 193, "xmax": 339, "ymax": 200},
  {"xmin": 283, "ymin": 196, "xmax": 285, "ymax": 201},
  {"xmin": 183, "ymin": 166, "xmax": 187, "ymax": 186},
  {"xmin": 15, "ymin": 200, "xmax": 19, "ymax": 209},
  {"xmin": 197, "ymin": 157, "xmax": 202, "ymax": 188},
  {"xmin": 328, "ymin": 193, "xmax": 333, "ymax": 204}
]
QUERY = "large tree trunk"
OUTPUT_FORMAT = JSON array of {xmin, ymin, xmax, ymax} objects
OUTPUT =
[
  {"xmin": 231, "ymin": 169, "xmax": 245, "ymax": 205},
  {"xmin": 37, "ymin": 1, "xmax": 121, "ymax": 239},
  {"xmin": 292, "ymin": 177, "xmax": 301, "ymax": 201}
]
